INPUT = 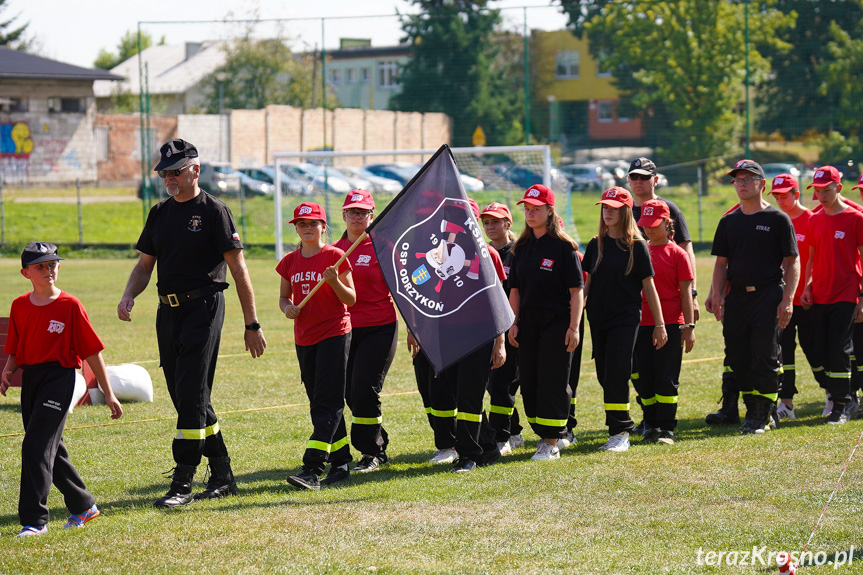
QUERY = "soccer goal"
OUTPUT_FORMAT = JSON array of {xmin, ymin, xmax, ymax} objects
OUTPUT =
[{"xmin": 272, "ymin": 145, "xmax": 576, "ymax": 260}]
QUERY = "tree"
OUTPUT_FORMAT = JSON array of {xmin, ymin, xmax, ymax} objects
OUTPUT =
[
  {"xmin": 820, "ymin": 20, "xmax": 863, "ymax": 136},
  {"xmin": 94, "ymin": 30, "xmax": 160, "ymax": 70},
  {"xmin": 391, "ymin": 1, "xmax": 524, "ymax": 147},
  {"xmin": 200, "ymin": 31, "xmax": 318, "ymax": 113},
  {"xmin": 0, "ymin": 0, "xmax": 30, "ymax": 50},
  {"xmin": 558, "ymin": 0, "xmax": 791, "ymax": 164},
  {"xmin": 753, "ymin": 0, "xmax": 863, "ymax": 139}
]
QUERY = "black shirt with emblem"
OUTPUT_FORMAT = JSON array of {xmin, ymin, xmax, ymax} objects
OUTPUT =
[
  {"xmin": 583, "ymin": 235, "xmax": 654, "ymax": 328},
  {"xmin": 632, "ymin": 196, "xmax": 691, "ymax": 245},
  {"xmin": 136, "ymin": 192, "xmax": 243, "ymax": 294},
  {"xmin": 510, "ymin": 233, "xmax": 583, "ymax": 315},
  {"xmin": 711, "ymin": 205, "xmax": 797, "ymax": 287}
]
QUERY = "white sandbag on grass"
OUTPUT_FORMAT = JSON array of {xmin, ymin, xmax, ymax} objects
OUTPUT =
[
  {"xmin": 69, "ymin": 371, "xmax": 87, "ymax": 413},
  {"xmin": 105, "ymin": 364, "xmax": 153, "ymax": 403}
]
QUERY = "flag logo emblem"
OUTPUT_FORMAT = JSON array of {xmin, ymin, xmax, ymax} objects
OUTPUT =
[
  {"xmin": 412, "ymin": 265, "xmax": 431, "ymax": 285},
  {"xmin": 775, "ymin": 177, "xmax": 784, "ymax": 185},
  {"xmin": 527, "ymin": 189, "xmax": 540, "ymax": 198},
  {"xmin": 299, "ymin": 205, "xmax": 313, "ymax": 216},
  {"xmin": 541, "ymin": 258, "xmax": 554, "ymax": 271},
  {"xmin": 188, "ymin": 215, "xmax": 202, "ymax": 232},
  {"xmin": 643, "ymin": 206, "xmax": 654, "ymax": 216},
  {"xmin": 351, "ymin": 194, "xmax": 363, "ymax": 202}
]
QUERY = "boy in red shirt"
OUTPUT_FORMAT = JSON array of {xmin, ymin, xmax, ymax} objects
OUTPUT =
[
  {"xmin": 769, "ymin": 175, "xmax": 821, "ymax": 419},
  {"xmin": 802, "ymin": 167, "xmax": 863, "ymax": 423},
  {"xmin": 2, "ymin": 242, "xmax": 122, "ymax": 537}
]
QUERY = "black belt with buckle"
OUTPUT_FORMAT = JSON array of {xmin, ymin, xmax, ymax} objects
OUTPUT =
[
  {"xmin": 730, "ymin": 283, "xmax": 776, "ymax": 293},
  {"xmin": 158, "ymin": 285, "xmax": 224, "ymax": 307}
]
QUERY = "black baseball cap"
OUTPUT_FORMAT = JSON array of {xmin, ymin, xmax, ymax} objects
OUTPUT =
[
  {"xmin": 628, "ymin": 157, "xmax": 657, "ymax": 176},
  {"xmin": 21, "ymin": 241, "xmax": 64, "ymax": 268},
  {"xmin": 153, "ymin": 139, "xmax": 198, "ymax": 172},
  {"xmin": 727, "ymin": 159, "xmax": 765, "ymax": 179}
]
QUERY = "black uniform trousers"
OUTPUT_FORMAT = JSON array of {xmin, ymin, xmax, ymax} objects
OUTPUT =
[
  {"xmin": 487, "ymin": 337, "xmax": 521, "ymax": 442},
  {"xmin": 723, "ymin": 285, "xmax": 782, "ymax": 401},
  {"xmin": 156, "ymin": 292, "xmax": 228, "ymax": 467},
  {"xmin": 810, "ymin": 302, "xmax": 855, "ymax": 404},
  {"xmin": 345, "ymin": 322, "xmax": 397, "ymax": 456},
  {"xmin": 517, "ymin": 307, "xmax": 572, "ymax": 440},
  {"xmin": 592, "ymin": 323, "xmax": 638, "ymax": 436},
  {"xmin": 295, "ymin": 333, "xmax": 352, "ymax": 475},
  {"xmin": 851, "ymin": 322, "xmax": 863, "ymax": 395},
  {"xmin": 632, "ymin": 324, "xmax": 683, "ymax": 431},
  {"xmin": 432, "ymin": 340, "xmax": 495, "ymax": 463},
  {"xmin": 778, "ymin": 305, "xmax": 821, "ymax": 399},
  {"xmin": 413, "ymin": 350, "xmax": 437, "ymax": 435},
  {"xmin": 567, "ymin": 316, "xmax": 585, "ymax": 432},
  {"xmin": 19, "ymin": 363, "xmax": 94, "ymax": 527}
]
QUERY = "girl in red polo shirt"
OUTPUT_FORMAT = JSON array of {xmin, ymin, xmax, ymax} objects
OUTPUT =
[
  {"xmin": 633, "ymin": 199, "xmax": 695, "ymax": 445},
  {"xmin": 277, "ymin": 202, "xmax": 356, "ymax": 490},
  {"xmin": 334, "ymin": 190, "xmax": 398, "ymax": 473}
]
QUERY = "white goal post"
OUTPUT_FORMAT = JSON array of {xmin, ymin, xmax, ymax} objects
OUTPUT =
[{"xmin": 272, "ymin": 145, "xmax": 574, "ymax": 260}]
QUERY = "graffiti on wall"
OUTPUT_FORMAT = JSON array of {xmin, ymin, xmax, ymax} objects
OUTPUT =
[{"xmin": 0, "ymin": 122, "xmax": 34, "ymax": 183}]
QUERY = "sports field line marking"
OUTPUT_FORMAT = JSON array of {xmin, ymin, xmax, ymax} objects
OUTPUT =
[{"xmin": 0, "ymin": 391, "xmax": 421, "ymax": 439}]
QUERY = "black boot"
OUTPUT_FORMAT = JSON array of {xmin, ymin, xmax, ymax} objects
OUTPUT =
[
  {"xmin": 194, "ymin": 456, "xmax": 238, "ymax": 500},
  {"xmin": 739, "ymin": 395, "xmax": 772, "ymax": 435},
  {"xmin": 154, "ymin": 464, "xmax": 196, "ymax": 508},
  {"xmin": 705, "ymin": 381, "xmax": 740, "ymax": 425}
]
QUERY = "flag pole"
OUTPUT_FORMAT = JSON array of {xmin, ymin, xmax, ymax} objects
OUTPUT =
[{"xmin": 296, "ymin": 232, "xmax": 367, "ymax": 310}]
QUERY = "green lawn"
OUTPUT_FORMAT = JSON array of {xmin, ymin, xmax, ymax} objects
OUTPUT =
[{"xmin": 0, "ymin": 257, "xmax": 862, "ymax": 574}]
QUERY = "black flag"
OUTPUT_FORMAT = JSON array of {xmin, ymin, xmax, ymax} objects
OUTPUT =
[{"xmin": 366, "ymin": 145, "xmax": 515, "ymax": 374}]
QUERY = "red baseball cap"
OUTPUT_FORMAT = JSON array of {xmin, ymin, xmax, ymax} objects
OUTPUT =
[
  {"xmin": 289, "ymin": 202, "xmax": 327, "ymax": 224},
  {"xmin": 770, "ymin": 174, "xmax": 799, "ymax": 194},
  {"xmin": 517, "ymin": 184, "xmax": 555, "ymax": 207},
  {"xmin": 342, "ymin": 189, "xmax": 375, "ymax": 210},
  {"xmin": 480, "ymin": 202, "xmax": 513, "ymax": 222},
  {"xmin": 807, "ymin": 166, "xmax": 842, "ymax": 189},
  {"xmin": 596, "ymin": 186, "xmax": 633, "ymax": 209},
  {"xmin": 467, "ymin": 198, "xmax": 480, "ymax": 219},
  {"xmin": 853, "ymin": 174, "xmax": 863, "ymax": 191},
  {"xmin": 636, "ymin": 198, "xmax": 670, "ymax": 227}
]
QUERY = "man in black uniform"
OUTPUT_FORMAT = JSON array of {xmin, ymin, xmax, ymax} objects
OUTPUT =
[
  {"xmin": 117, "ymin": 139, "xmax": 267, "ymax": 507},
  {"xmin": 708, "ymin": 159, "xmax": 799, "ymax": 434}
]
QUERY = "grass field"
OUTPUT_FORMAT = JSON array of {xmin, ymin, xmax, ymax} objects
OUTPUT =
[{"xmin": 0, "ymin": 252, "xmax": 862, "ymax": 574}]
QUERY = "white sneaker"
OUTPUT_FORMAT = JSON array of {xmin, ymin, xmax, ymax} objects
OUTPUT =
[
  {"xmin": 558, "ymin": 430, "xmax": 576, "ymax": 449},
  {"xmin": 598, "ymin": 432, "xmax": 630, "ymax": 452},
  {"xmin": 509, "ymin": 434, "xmax": 524, "ymax": 448},
  {"xmin": 429, "ymin": 448, "xmax": 457, "ymax": 464},
  {"xmin": 823, "ymin": 393, "xmax": 833, "ymax": 417},
  {"xmin": 530, "ymin": 441, "xmax": 560, "ymax": 461},
  {"xmin": 498, "ymin": 440, "xmax": 513, "ymax": 456},
  {"xmin": 776, "ymin": 403, "xmax": 796, "ymax": 420}
]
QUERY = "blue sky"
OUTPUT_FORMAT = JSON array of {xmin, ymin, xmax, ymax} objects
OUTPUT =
[{"xmin": 9, "ymin": 1, "xmax": 568, "ymax": 69}]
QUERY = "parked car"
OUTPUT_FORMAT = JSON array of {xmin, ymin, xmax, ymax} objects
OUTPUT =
[
  {"xmin": 238, "ymin": 166, "xmax": 305, "ymax": 195},
  {"xmin": 337, "ymin": 166, "xmax": 403, "ymax": 194},
  {"xmin": 199, "ymin": 162, "xmax": 241, "ymax": 196},
  {"xmin": 596, "ymin": 159, "xmax": 631, "ymax": 187},
  {"xmin": 762, "ymin": 163, "xmax": 802, "ymax": 183},
  {"xmin": 364, "ymin": 163, "xmax": 420, "ymax": 186},
  {"xmin": 236, "ymin": 171, "xmax": 275, "ymax": 197},
  {"xmin": 283, "ymin": 163, "xmax": 354, "ymax": 194},
  {"xmin": 560, "ymin": 163, "xmax": 615, "ymax": 191}
]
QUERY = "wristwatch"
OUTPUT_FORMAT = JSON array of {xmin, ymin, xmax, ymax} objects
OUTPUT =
[
  {"xmin": 685, "ymin": 323, "xmax": 696, "ymax": 329},
  {"xmin": 245, "ymin": 322, "xmax": 261, "ymax": 332},
  {"xmin": 691, "ymin": 289, "xmax": 698, "ymax": 297}
]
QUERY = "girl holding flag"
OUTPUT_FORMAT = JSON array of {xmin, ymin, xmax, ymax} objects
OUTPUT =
[
  {"xmin": 277, "ymin": 202, "xmax": 356, "ymax": 490},
  {"xmin": 334, "ymin": 189, "xmax": 398, "ymax": 473},
  {"xmin": 583, "ymin": 187, "xmax": 666, "ymax": 453},
  {"xmin": 508, "ymin": 184, "xmax": 584, "ymax": 462}
]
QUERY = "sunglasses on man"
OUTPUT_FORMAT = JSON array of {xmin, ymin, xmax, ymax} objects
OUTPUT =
[{"xmin": 158, "ymin": 164, "xmax": 195, "ymax": 178}]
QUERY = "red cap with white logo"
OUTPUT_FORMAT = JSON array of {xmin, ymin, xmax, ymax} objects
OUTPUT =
[
  {"xmin": 636, "ymin": 198, "xmax": 670, "ymax": 227},
  {"xmin": 807, "ymin": 166, "xmax": 842, "ymax": 189},
  {"xmin": 342, "ymin": 189, "xmax": 375, "ymax": 210},
  {"xmin": 290, "ymin": 202, "xmax": 327, "ymax": 224},
  {"xmin": 596, "ymin": 186, "xmax": 634, "ymax": 209},
  {"xmin": 852, "ymin": 173, "xmax": 863, "ymax": 191},
  {"xmin": 480, "ymin": 202, "xmax": 513, "ymax": 222},
  {"xmin": 517, "ymin": 184, "xmax": 555, "ymax": 207},
  {"xmin": 770, "ymin": 174, "xmax": 799, "ymax": 194}
]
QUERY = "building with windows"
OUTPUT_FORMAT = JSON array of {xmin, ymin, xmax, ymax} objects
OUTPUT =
[
  {"xmin": 532, "ymin": 30, "xmax": 644, "ymax": 146},
  {"xmin": 0, "ymin": 47, "xmax": 121, "ymax": 184},
  {"xmin": 325, "ymin": 39, "xmax": 411, "ymax": 110}
]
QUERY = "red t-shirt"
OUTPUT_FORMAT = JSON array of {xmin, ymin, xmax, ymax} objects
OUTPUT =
[
  {"xmin": 812, "ymin": 197, "xmax": 863, "ymax": 214},
  {"xmin": 276, "ymin": 244, "xmax": 352, "ymax": 346},
  {"xmin": 334, "ymin": 236, "xmax": 397, "ymax": 328},
  {"xmin": 790, "ymin": 209, "xmax": 813, "ymax": 306},
  {"xmin": 808, "ymin": 208, "xmax": 863, "ymax": 304},
  {"xmin": 641, "ymin": 242, "xmax": 694, "ymax": 326},
  {"xmin": 488, "ymin": 245, "xmax": 507, "ymax": 283},
  {"xmin": 5, "ymin": 291, "xmax": 104, "ymax": 369}
]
